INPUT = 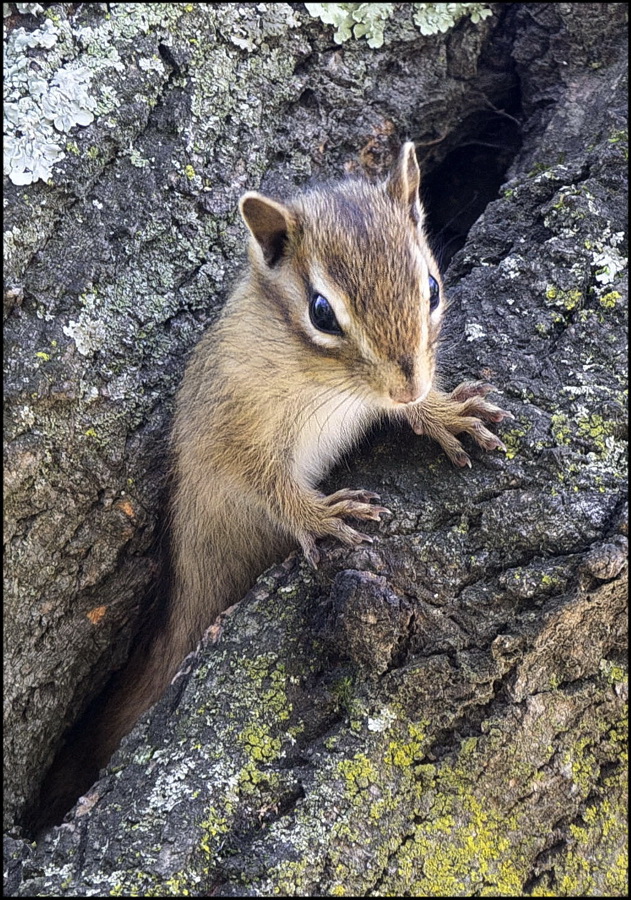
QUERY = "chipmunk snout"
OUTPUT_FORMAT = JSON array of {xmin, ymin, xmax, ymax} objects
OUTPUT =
[
  {"xmin": 388, "ymin": 355, "xmax": 431, "ymax": 405},
  {"xmin": 389, "ymin": 384, "xmax": 430, "ymax": 405}
]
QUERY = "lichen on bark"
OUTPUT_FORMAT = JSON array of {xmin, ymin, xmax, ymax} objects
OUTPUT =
[{"xmin": 3, "ymin": 1, "xmax": 627, "ymax": 896}]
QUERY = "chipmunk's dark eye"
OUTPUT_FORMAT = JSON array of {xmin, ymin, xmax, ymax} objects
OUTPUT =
[
  {"xmin": 429, "ymin": 275, "xmax": 440, "ymax": 312},
  {"xmin": 310, "ymin": 293, "xmax": 342, "ymax": 335}
]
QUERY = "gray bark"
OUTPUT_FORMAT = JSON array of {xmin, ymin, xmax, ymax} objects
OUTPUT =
[{"xmin": 3, "ymin": 2, "xmax": 627, "ymax": 896}]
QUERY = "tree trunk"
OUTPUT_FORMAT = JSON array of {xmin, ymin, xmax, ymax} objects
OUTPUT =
[{"xmin": 3, "ymin": 2, "xmax": 627, "ymax": 896}]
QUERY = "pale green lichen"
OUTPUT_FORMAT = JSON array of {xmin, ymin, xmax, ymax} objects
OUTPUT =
[
  {"xmin": 4, "ymin": 16, "xmax": 96, "ymax": 184},
  {"xmin": 7, "ymin": 3, "xmax": 45, "ymax": 15},
  {"xmin": 412, "ymin": 1, "xmax": 492, "ymax": 33},
  {"xmin": 599, "ymin": 659, "xmax": 627, "ymax": 686},
  {"xmin": 607, "ymin": 128, "xmax": 628, "ymax": 160},
  {"xmin": 305, "ymin": 2, "xmax": 395, "ymax": 46},
  {"xmin": 304, "ymin": 2, "xmax": 492, "ymax": 47}
]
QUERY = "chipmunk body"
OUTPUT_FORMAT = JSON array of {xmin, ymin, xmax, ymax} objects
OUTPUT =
[
  {"xmin": 103, "ymin": 142, "xmax": 510, "ymax": 751},
  {"xmin": 38, "ymin": 144, "xmax": 511, "ymax": 827}
]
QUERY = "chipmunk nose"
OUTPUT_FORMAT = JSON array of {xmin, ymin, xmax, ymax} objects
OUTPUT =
[
  {"xmin": 390, "ymin": 355, "xmax": 431, "ymax": 405},
  {"xmin": 390, "ymin": 387, "xmax": 419, "ymax": 404},
  {"xmin": 390, "ymin": 383, "xmax": 430, "ymax": 405}
]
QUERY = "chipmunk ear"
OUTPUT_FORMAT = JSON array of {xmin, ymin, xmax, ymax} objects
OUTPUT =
[
  {"xmin": 239, "ymin": 192, "xmax": 296, "ymax": 268},
  {"xmin": 386, "ymin": 142, "xmax": 423, "ymax": 227}
]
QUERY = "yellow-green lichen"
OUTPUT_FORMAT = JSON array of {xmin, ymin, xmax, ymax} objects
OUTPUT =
[
  {"xmin": 199, "ymin": 805, "xmax": 230, "ymax": 855},
  {"xmin": 599, "ymin": 290, "xmax": 621, "ymax": 309},
  {"xmin": 540, "ymin": 573, "xmax": 560, "ymax": 588},
  {"xmin": 240, "ymin": 655, "xmax": 292, "ymax": 723},
  {"xmin": 385, "ymin": 721, "xmax": 428, "ymax": 768},
  {"xmin": 599, "ymin": 659, "xmax": 627, "ymax": 686},
  {"xmin": 501, "ymin": 424, "xmax": 530, "ymax": 460},
  {"xmin": 238, "ymin": 722, "xmax": 282, "ymax": 762},
  {"xmin": 109, "ymin": 868, "xmax": 196, "ymax": 897},
  {"xmin": 545, "ymin": 285, "xmax": 583, "ymax": 311},
  {"xmin": 576, "ymin": 414, "xmax": 617, "ymax": 457},
  {"xmin": 550, "ymin": 413, "xmax": 572, "ymax": 446},
  {"xmin": 338, "ymin": 753, "xmax": 376, "ymax": 796},
  {"xmin": 563, "ymin": 737, "xmax": 598, "ymax": 799},
  {"xmin": 389, "ymin": 793, "xmax": 525, "ymax": 896},
  {"xmin": 531, "ymin": 789, "xmax": 628, "ymax": 896}
]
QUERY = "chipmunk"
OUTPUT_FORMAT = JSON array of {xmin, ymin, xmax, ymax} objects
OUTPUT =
[{"xmin": 37, "ymin": 143, "xmax": 511, "ymax": 828}]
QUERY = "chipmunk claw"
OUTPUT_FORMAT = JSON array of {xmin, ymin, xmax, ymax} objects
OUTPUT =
[
  {"xmin": 299, "ymin": 533, "xmax": 320, "ymax": 569},
  {"xmin": 324, "ymin": 488, "xmax": 382, "ymax": 505},
  {"xmin": 352, "ymin": 530, "xmax": 374, "ymax": 545},
  {"xmin": 299, "ymin": 489, "xmax": 384, "ymax": 566},
  {"xmin": 405, "ymin": 383, "xmax": 513, "ymax": 467},
  {"xmin": 455, "ymin": 451, "xmax": 472, "ymax": 468},
  {"xmin": 332, "ymin": 520, "xmax": 373, "ymax": 547},
  {"xmin": 450, "ymin": 381, "xmax": 496, "ymax": 401},
  {"xmin": 322, "ymin": 489, "xmax": 389, "ymax": 524}
]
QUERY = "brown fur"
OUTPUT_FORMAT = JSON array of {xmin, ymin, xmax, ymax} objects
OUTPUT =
[{"xmin": 37, "ymin": 145, "xmax": 511, "ymax": 829}]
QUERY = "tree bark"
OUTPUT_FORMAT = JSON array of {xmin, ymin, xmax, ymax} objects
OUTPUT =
[{"xmin": 3, "ymin": 2, "xmax": 627, "ymax": 896}]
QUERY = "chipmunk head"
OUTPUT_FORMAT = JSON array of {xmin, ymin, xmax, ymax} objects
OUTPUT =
[{"xmin": 239, "ymin": 142, "xmax": 444, "ymax": 410}]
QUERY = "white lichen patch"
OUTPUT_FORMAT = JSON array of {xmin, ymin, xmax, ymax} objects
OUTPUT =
[
  {"xmin": 465, "ymin": 322, "xmax": 486, "ymax": 341},
  {"xmin": 3, "ymin": 3, "xmax": 181, "ymax": 186},
  {"xmin": 498, "ymin": 255, "xmax": 526, "ymax": 280},
  {"xmin": 8, "ymin": 2, "xmax": 45, "ymax": 14},
  {"xmin": 62, "ymin": 317, "xmax": 107, "ymax": 356},
  {"xmin": 592, "ymin": 237, "xmax": 626, "ymax": 285},
  {"xmin": 367, "ymin": 707, "xmax": 397, "ymax": 732},
  {"xmin": 4, "ymin": 16, "xmax": 97, "ymax": 184}
]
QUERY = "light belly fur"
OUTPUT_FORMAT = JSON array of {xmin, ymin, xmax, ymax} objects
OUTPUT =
[{"xmin": 292, "ymin": 389, "xmax": 373, "ymax": 487}]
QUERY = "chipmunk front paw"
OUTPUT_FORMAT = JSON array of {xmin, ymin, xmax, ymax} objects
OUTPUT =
[
  {"xmin": 298, "ymin": 489, "xmax": 391, "ymax": 568},
  {"xmin": 406, "ymin": 382, "xmax": 514, "ymax": 468}
]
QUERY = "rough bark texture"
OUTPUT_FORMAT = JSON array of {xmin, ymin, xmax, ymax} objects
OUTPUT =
[{"xmin": 3, "ymin": 2, "xmax": 628, "ymax": 896}]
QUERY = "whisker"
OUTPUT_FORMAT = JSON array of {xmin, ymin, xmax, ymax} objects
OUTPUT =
[
  {"xmin": 314, "ymin": 384, "xmax": 358, "ymax": 458},
  {"xmin": 317, "ymin": 381, "xmax": 373, "ymax": 461},
  {"xmin": 290, "ymin": 376, "xmax": 355, "ymax": 436}
]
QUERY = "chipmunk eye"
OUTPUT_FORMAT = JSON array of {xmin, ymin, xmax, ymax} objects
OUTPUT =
[
  {"xmin": 310, "ymin": 293, "xmax": 343, "ymax": 335},
  {"xmin": 429, "ymin": 275, "xmax": 440, "ymax": 312}
]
